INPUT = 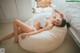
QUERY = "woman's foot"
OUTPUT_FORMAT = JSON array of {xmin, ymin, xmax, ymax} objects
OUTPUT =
[
  {"xmin": 14, "ymin": 37, "xmax": 19, "ymax": 43},
  {"xmin": 0, "ymin": 40, "xmax": 2, "ymax": 43}
]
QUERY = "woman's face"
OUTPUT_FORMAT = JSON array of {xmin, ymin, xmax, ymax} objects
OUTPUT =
[{"xmin": 52, "ymin": 18, "xmax": 62, "ymax": 26}]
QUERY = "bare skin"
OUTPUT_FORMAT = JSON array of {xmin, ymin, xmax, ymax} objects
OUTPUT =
[
  {"xmin": 0, "ymin": 20, "xmax": 34, "ymax": 43},
  {"xmin": 21, "ymin": 9, "xmax": 64, "ymax": 39},
  {"xmin": 0, "ymin": 9, "xmax": 64, "ymax": 43},
  {"xmin": 0, "ymin": 19, "xmax": 52, "ymax": 43}
]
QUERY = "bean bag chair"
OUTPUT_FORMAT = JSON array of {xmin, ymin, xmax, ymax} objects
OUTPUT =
[{"xmin": 18, "ymin": 16, "xmax": 67, "ymax": 53}]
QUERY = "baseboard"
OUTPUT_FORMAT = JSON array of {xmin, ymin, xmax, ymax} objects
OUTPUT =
[{"xmin": 0, "ymin": 18, "xmax": 30, "ymax": 23}]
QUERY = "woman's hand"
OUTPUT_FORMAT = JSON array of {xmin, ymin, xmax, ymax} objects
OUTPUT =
[
  {"xmin": 60, "ymin": 13, "xmax": 64, "ymax": 19},
  {"xmin": 21, "ymin": 33, "xmax": 29, "ymax": 39},
  {"xmin": 54, "ymin": 9, "xmax": 64, "ymax": 19}
]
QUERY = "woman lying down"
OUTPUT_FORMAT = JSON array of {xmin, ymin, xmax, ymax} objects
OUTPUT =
[{"xmin": 0, "ymin": 10, "xmax": 70, "ymax": 43}]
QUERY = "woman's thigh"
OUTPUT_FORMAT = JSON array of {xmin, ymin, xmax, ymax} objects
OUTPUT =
[
  {"xmin": 34, "ymin": 22, "xmax": 41, "ymax": 30},
  {"xmin": 14, "ymin": 19, "xmax": 34, "ymax": 33}
]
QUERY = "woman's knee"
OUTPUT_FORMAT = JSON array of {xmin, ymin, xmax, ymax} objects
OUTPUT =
[
  {"xmin": 14, "ymin": 19, "xmax": 20, "ymax": 23},
  {"xmin": 13, "ymin": 19, "xmax": 22, "ymax": 25},
  {"xmin": 13, "ymin": 20, "xmax": 19, "ymax": 27}
]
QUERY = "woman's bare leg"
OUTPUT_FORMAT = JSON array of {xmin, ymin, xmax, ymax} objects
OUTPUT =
[
  {"xmin": 13, "ymin": 19, "xmax": 34, "ymax": 43},
  {"xmin": 13, "ymin": 20, "xmax": 19, "ymax": 43},
  {"xmin": 0, "ymin": 32, "xmax": 14, "ymax": 43},
  {"xmin": 0, "ymin": 19, "xmax": 34, "ymax": 43},
  {"xmin": 0, "ymin": 29, "xmax": 23, "ymax": 43}
]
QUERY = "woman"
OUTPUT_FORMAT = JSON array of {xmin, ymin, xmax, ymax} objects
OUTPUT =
[
  {"xmin": 21, "ymin": 13, "xmax": 70, "ymax": 39},
  {"xmin": 0, "ymin": 10, "xmax": 70, "ymax": 43}
]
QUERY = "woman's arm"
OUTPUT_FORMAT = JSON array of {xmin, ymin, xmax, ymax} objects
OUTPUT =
[
  {"xmin": 54, "ymin": 9, "xmax": 64, "ymax": 19},
  {"xmin": 54, "ymin": 9, "xmax": 61, "ymax": 14},
  {"xmin": 28, "ymin": 24, "xmax": 53, "ymax": 35},
  {"xmin": 21, "ymin": 23, "xmax": 53, "ymax": 39}
]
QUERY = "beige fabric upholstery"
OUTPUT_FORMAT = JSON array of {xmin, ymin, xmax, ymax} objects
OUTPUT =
[{"xmin": 18, "ymin": 17, "xmax": 67, "ymax": 53}]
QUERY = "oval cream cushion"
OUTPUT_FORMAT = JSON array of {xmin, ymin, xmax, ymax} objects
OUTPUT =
[
  {"xmin": 18, "ymin": 26, "xmax": 67, "ymax": 53},
  {"xmin": 18, "ymin": 14, "xmax": 67, "ymax": 52}
]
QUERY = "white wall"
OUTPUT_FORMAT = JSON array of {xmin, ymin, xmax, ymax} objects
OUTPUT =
[
  {"xmin": 0, "ymin": 0, "xmax": 32, "ymax": 23},
  {"xmin": 0, "ymin": 0, "xmax": 77, "ymax": 23},
  {"xmin": 53, "ymin": 0, "xmax": 78, "ymax": 21},
  {"xmin": 53, "ymin": 0, "xmax": 77, "ymax": 13},
  {"xmin": 53, "ymin": 0, "xmax": 67, "ymax": 13}
]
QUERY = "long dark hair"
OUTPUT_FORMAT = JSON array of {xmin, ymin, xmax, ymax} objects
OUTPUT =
[{"xmin": 59, "ymin": 19, "xmax": 70, "ymax": 28}]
